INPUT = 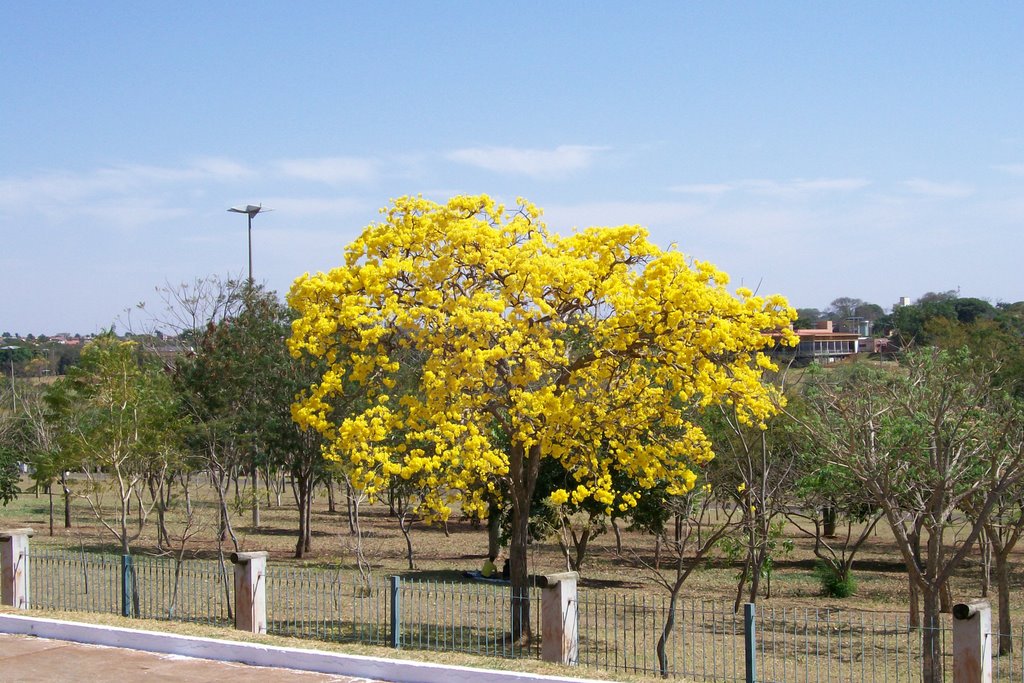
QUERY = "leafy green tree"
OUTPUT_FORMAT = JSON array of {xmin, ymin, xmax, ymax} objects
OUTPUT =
[
  {"xmin": 176, "ymin": 285, "xmax": 327, "ymax": 558},
  {"xmin": 854, "ymin": 302, "xmax": 884, "ymax": 322},
  {"xmin": 794, "ymin": 308, "xmax": 823, "ymax": 330},
  {"xmin": 917, "ymin": 290, "xmax": 958, "ymax": 305},
  {"xmin": 877, "ymin": 294, "xmax": 998, "ymax": 348},
  {"xmin": 0, "ymin": 437, "xmax": 19, "ymax": 506},
  {"xmin": 826, "ymin": 297, "xmax": 864, "ymax": 322},
  {"xmin": 0, "ymin": 380, "xmax": 70, "ymax": 529},
  {"xmin": 786, "ymin": 388, "xmax": 882, "ymax": 597},
  {"xmin": 963, "ymin": 478, "xmax": 1024, "ymax": 654},
  {"xmin": 45, "ymin": 333, "xmax": 180, "ymax": 554}
]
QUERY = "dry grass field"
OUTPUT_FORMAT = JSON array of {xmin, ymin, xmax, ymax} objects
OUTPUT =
[
  {"xmin": 1, "ymin": 474, "xmax": 1015, "ymax": 615},
  {"xmin": 4, "ymin": 473, "xmax": 1023, "ymax": 681}
]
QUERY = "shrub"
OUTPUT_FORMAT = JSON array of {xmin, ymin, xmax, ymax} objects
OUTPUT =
[{"xmin": 815, "ymin": 561, "xmax": 856, "ymax": 598}]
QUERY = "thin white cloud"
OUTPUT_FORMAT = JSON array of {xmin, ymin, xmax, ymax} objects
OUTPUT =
[
  {"xmin": 670, "ymin": 183, "xmax": 734, "ymax": 196},
  {"xmin": 79, "ymin": 200, "xmax": 193, "ymax": 230},
  {"xmin": 993, "ymin": 163, "xmax": 1024, "ymax": 177},
  {"xmin": 277, "ymin": 157, "xmax": 378, "ymax": 185},
  {"xmin": 260, "ymin": 196, "xmax": 368, "ymax": 218},
  {"xmin": 789, "ymin": 178, "xmax": 870, "ymax": 192},
  {"xmin": 0, "ymin": 158, "xmax": 256, "ymax": 210},
  {"xmin": 670, "ymin": 177, "xmax": 870, "ymax": 197},
  {"xmin": 900, "ymin": 178, "xmax": 974, "ymax": 198},
  {"xmin": 189, "ymin": 157, "xmax": 257, "ymax": 181},
  {"xmin": 447, "ymin": 145, "xmax": 607, "ymax": 178}
]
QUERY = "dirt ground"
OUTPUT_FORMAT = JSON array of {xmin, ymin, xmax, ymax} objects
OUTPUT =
[{"xmin": 0, "ymin": 474, "xmax": 1014, "ymax": 619}]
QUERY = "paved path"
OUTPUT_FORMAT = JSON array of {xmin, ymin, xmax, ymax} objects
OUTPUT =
[{"xmin": 0, "ymin": 633, "xmax": 383, "ymax": 683}]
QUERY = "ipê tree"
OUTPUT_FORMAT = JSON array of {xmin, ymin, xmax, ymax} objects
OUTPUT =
[{"xmin": 287, "ymin": 195, "xmax": 796, "ymax": 642}]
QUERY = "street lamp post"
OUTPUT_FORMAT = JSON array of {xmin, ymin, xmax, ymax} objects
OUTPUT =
[
  {"xmin": 227, "ymin": 204, "xmax": 272, "ymax": 284},
  {"xmin": 226, "ymin": 204, "xmax": 271, "ymax": 529}
]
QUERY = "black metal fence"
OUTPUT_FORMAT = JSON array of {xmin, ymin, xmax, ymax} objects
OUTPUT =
[{"xmin": 25, "ymin": 548, "xmax": 1024, "ymax": 682}]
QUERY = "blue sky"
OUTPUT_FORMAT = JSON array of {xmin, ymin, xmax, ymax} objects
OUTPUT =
[{"xmin": 3, "ymin": 3, "xmax": 1023, "ymax": 334}]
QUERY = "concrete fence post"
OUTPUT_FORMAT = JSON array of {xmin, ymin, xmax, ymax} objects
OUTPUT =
[
  {"xmin": 953, "ymin": 599, "xmax": 992, "ymax": 683},
  {"xmin": 540, "ymin": 571, "xmax": 578, "ymax": 666},
  {"xmin": 0, "ymin": 528, "xmax": 33, "ymax": 609},
  {"xmin": 230, "ymin": 551, "xmax": 268, "ymax": 634}
]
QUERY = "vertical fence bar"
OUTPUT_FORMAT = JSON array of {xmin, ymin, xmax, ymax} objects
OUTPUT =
[{"xmin": 745, "ymin": 602, "xmax": 757, "ymax": 683}]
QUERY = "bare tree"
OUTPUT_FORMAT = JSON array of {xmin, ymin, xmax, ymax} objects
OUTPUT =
[
  {"xmin": 706, "ymin": 400, "xmax": 799, "ymax": 610},
  {"xmin": 624, "ymin": 488, "xmax": 738, "ymax": 678},
  {"xmin": 802, "ymin": 350, "xmax": 1024, "ymax": 683},
  {"xmin": 964, "ymin": 482, "xmax": 1024, "ymax": 654}
]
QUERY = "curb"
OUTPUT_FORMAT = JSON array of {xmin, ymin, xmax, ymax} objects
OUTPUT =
[{"xmin": 0, "ymin": 614, "xmax": 605, "ymax": 683}]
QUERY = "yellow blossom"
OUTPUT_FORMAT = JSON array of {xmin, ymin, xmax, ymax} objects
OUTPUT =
[{"xmin": 287, "ymin": 195, "xmax": 794, "ymax": 528}]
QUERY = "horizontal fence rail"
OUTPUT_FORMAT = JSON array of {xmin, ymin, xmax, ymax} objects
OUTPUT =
[{"xmin": 20, "ymin": 547, "xmax": 1024, "ymax": 682}]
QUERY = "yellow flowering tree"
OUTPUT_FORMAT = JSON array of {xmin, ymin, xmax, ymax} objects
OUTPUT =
[{"xmin": 288, "ymin": 195, "xmax": 795, "ymax": 639}]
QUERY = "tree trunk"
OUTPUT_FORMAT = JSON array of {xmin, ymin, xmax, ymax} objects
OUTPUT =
[
  {"xmin": 212, "ymin": 468, "xmax": 239, "ymax": 551},
  {"xmin": 182, "ymin": 471, "xmax": 192, "ymax": 518},
  {"xmin": 733, "ymin": 556, "xmax": 751, "ymax": 614},
  {"xmin": 939, "ymin": 578, "xmax": 953, "ymax": 613},
  {"xmin": 47, "ymin": 484, "xmax": 54, "ymax": 536},
  {"xmin": 487, "ymin": 503, "xmax": 502, "ymax": 559},
  {"xmin": 996, "ymin": 552, "xmax": 1013, "ymax": 655},
  {"xmin": 345, "ymin": 481, "xmax": 356, "ymax": 534},
  {"xmin": 921, "ymin": 585, "xmax": 943, "ymax": 683},
  {"xmin": 251, "ymin": 463, "xmax": 260, "ymax": 528},
  {"xmin": 61, "ymin": 471, "xmax": 72, "ymax": 528},
  {"xmin": 566, "ymin": 519, "xmax": 592, "ymax": 572},
  {"xmin": 822, "ymin": 505, "xmax": 837, "ymax": 538},
  {"xmin": 150, "ymin": 477, "xmax": 169, "ymax": 551},
  {"xmin": 400, "ymin": 513, "xmax": 416, "ymax": 570},
  {"xmin": 611, "ymin": 517, "xmax": 622, "ymax": 554},
  {"xmin": 748, "ymin": 555, "xmax": 763, "ymax": 604},
  {"xmin": 657, "ymin": 589, "xmax": 680, "ymax": 678},
  {"xmin": 509, "ymin": 499, "xmax": 532, "ymax": 643},
  {"xmin": 304, "ymin": 479, "xmax": 313, "ymax": 553},
  {"xmin": 294, "ymin": 474, "xmax": 309, "ymax": 559},
  {"xmin": 507, "ymin": 443, "xmax": 541, "ymax": 644},
  {"xmin": 908, "ymin": 574, "xmax": 921, "ymax": 628},
  {"xmin": 327, "ymin": 477, "xmax": 336, "ymax": 514},
  {"xmin": 980, "ymin": 533, "xmax": 991, "ymax": 598}
]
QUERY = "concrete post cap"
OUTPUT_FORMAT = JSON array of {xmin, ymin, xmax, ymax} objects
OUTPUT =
[
  {"xmin": 0, "ymin": 529, "xmax": 35, "ymax": 541},
  {"xmin": 953, "ymin": 600, "xmax": 990, "ymax": 620},
  {"xmin": 536, "ymin": 571, "xmax": 579, "ymax": 587},
  {"xmin": 230, "ymin": 551, "xmax": 269, "ymax": 564}
]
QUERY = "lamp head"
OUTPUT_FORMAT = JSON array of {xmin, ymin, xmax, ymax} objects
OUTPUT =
[{"xmin": 228, "ymin": 204, "xmax": 272, "ymax": 218}]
